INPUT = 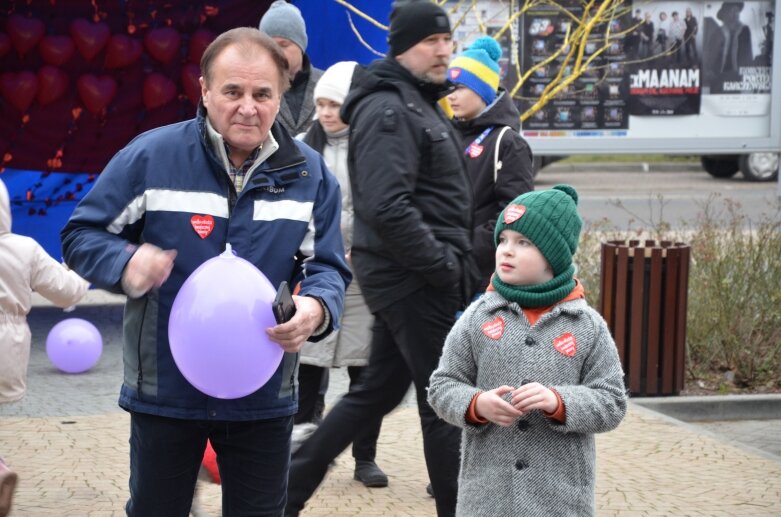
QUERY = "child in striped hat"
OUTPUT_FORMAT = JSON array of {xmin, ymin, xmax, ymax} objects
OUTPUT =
[
  {"xmin": 446, "ymin": 36, "xmax": 535, "ymax": 299},
  {"xmin": 429, "ymin": 184, "xmax": 627, "ymax": 516}
]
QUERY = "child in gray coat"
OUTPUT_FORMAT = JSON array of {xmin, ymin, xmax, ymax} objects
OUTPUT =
[{"xmin": 428, "ymin": 184, "xmax": 627, "ymax": 517}]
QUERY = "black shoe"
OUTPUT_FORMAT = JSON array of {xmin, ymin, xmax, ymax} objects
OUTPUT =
[
  {"xmin": 426, "ymin": 482, "xmax": 434, "ymax": 498},
  {"xmin": 354, "ymin": 460, "xmax": 389, "ymax": 488}
]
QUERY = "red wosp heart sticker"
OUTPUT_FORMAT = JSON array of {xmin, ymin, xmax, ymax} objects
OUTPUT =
[
  {"xmin": 191, "ymin": 214, "xmax": 214, "ymax": 239},
  {"xmin": 468, "ymin": 144, "xmax": 484, "ymax": 158},
  {"xmin": 482, "ymin": 316, "xmax": 505, "ymax": 340},
  {"xmin": 449, "ymin": 68, "xmax": 461, "ymax": 79},
  {"xmin": 503, "ymin": 204, "xmax": 526, "ymax": 224},
  {"xmin": 553, "ymin": 332, "xmax": 577, "ymax": 357}
]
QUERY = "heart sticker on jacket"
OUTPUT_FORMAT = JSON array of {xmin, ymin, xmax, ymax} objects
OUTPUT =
[
  {"xmin": 482, "ymin": 316, "xmax": 505, "ymax": 340},
  {"xmin": 191, "ymin": 214, "xmax": 214, "ymax": 239},
  {"xmin": 553, "ymin": 332, "xmax": 577, "ymax": 357}
]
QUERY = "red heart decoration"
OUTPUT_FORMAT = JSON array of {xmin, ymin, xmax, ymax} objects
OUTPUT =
[
  {"xmin": 1, "ymin": 71, "xmax": 38, "ymax": 112},
  {"xmin": 69, "ymin": 18, "xmax": 110, "ymax": 62},
  {"xmin": 6, "ymin": 14, "xmax": 45, "ymax": 57},
  {"xmin": 191, "ymin": 214, "xmax": 214, "ymax": 239},
  {"xmin": 144, "ymin": 27, "xmax": 181, "ymax": 64},
  {"xmin": 0, "ymin": 33, "xmax": 11, "ymax": 58},
  {"xmin": 76, "ymin": 74, "xmax": 117, "ymax": 116},
  {"xmin": 39, "ymin": 35, "xmax": 76, "ymax": 66},
  {"xmin": 143, "ymin": 73, "xmax": 177, "ymax": 110},
  {"xmin": 105, "ymin": 34, "xmax": 143, "ymax": 69},
  {"xmin": 503, "ymin": 204, "xmax": 526, "ymax": 224},
  {"xmin": 181, "ymin": 63, "xmax": 202, "ymax": 107},
  {"xmin": 37, "ymin": 66, "xmax": 69, "ymax": 106},
  {"xmin": 481, "ymin": 316, "xmax": 505, "ymax": 340},
  {"xmin": 553, "ymin": 332, "xmax": 577, "ymax": 357},
  {"xmin": 188, "ymin": 28, "xmax": 215, "ymax": 64}
]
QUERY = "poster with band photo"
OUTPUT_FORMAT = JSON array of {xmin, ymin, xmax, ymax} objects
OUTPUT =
[{"xmin": 627, "ymin": 1, "xmax": 702, "ymax": 116}]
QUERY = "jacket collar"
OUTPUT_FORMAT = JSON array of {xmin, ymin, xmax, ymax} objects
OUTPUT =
[
  {"xmin": 197, "ymin": 102, "xmax": 306, "ymax": 175},
  {"xmin": 480, "ymin": 290, "xmax": 588, "ymax": 318}
]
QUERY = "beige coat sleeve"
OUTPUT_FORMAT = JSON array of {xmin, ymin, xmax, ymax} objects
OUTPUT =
[{"xmin": 30, "ymin": 244, "xmax": 89, "ymax": 308}]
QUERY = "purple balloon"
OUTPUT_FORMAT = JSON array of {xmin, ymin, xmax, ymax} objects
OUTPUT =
[
  {"xmin": 46, "ymin": 318, "xmax": 103, "ymax": 373},
  {"xmin": 168, "ymin": 248, "xmax": 283, "ymax": 399}
]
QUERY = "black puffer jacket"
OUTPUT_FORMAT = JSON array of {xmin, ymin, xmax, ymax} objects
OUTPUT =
[
  {"xmin": 451, "ymin": 90, "xmax": 534, "ymax": 294},
  {"xmin": 341, "ymin": 58, "xmax": 474, "ymax": 312}
]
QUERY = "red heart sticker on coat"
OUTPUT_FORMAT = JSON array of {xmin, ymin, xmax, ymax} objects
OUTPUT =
[
  {"xmin": 191, "ymin": 215, "xmax": 214, "ymax": 239},
  {"xmin": 553, "ymin": 332, "xmax": 577, "ymax": 357},
  {"xmin": 482, "ymin": 317, "xmax": 505, "ymax": 340},
  {"xmin": 468, "ymin": 144, "xmax": 484, "ymax": 158},
  {"xmin": 503, "ymin": 204, "xmax": 526, "ymax": 224}
]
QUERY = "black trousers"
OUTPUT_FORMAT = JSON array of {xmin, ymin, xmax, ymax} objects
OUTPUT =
[
  {"xmin": 126, "ymin": 412, "xmax": 292, "ymax": 517},
  {"xmin": 286, "ymin": 286, "xmax": 462, "ymax": 516},
  {"xmin": 296, "ymin": 363, "xmax": 382, "ymax": 462}
]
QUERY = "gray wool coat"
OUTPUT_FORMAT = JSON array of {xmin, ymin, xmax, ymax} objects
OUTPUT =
[{"xmin": 428, "ymin": 291, "xmax": 627, "ymax": 517}]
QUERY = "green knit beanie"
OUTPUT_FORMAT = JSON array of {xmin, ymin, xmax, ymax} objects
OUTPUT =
[{"xmin": 494, "ymin": 184, "xmax": 582, "ymax": 276}]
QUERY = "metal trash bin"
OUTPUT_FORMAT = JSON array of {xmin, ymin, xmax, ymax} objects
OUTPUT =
[{"xmin": 599, "ymin": 240, "xmax": 691, "ymax": 396}]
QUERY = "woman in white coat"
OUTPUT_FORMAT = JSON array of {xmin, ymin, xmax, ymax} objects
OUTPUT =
[{"xmin": 297, "ymin": 61, "xmax": 388, "ymax": 488}]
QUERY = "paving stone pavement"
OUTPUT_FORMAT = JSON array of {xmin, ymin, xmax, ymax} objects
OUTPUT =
[{"xmin": 1, "ymin": 301, "xmax": 780, "ymax": 516}]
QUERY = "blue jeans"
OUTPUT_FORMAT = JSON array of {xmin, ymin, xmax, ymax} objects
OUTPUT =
[{"xmin": 126, "ymin": 411, "xmax": 293, "ymax": 517}]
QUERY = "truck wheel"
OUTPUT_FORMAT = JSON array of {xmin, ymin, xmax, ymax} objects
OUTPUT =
[
  {"xmin": 739, "ymin": 153, "xmax": 779, "ymax": 182},
  {"xmin": 701, "ymin": 156, "xmax": 739, "ymax": 178}
]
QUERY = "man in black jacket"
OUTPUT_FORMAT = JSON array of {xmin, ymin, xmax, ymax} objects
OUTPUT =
[{"xmin": 285, "ymin": 2, "xmax": 471, "ymax": 516}]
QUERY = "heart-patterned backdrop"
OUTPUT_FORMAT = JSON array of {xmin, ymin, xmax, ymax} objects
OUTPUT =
[{"xmin": 1, "ymin": 0, "xmax": 272, "ymax": 174}]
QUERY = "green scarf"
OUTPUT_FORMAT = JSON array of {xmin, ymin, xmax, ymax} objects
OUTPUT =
[{"xmin": 491, "ymin": 265, "xmax": 576, "ymax": 308}]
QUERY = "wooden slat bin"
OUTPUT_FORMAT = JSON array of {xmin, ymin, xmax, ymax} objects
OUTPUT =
[{"xmin": 599, "ymin": 240, "xmax": 690, "ymax": 396}]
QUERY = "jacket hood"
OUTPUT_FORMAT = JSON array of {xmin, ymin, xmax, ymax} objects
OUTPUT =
[
  {"xmin": 341, "ymin": 58, "xmax": 453, "ymax": 124},
  {"xmin": 0, "ymin": 178, "xmax": 10, "ymax": 234},
  {"xmin": 452, "ymin": 89, "xmax": 521, "ymax": 133}
]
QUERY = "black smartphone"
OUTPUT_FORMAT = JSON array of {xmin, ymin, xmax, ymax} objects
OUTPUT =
[{"xmin": 272, "ymin": 281, "xmax": 297, "ymax": 324}]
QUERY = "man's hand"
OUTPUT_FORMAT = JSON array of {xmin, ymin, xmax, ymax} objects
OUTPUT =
[
  {"xmin": 475, "ymin": 386, "xmax": 524, "ymax": 427},
  {"xmin": 121, "ymin": 243, "xmax": 177, "ymax": 298},
  {"xmin": 266, "ymin": 295, "xmax": 325, "ymax": 353},
  {"xmin": 510, "ymin": 382, "xmax": 558, "ymax": 414}
]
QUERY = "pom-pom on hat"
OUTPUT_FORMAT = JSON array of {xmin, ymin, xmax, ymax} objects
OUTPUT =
[
  {"xmin": 388, "ymin": 0, "xmax": 451, "ymax": 57},
  {"xmin": 448, "ymin": 36, "xmax": 502, "ymax": 105},
  {"xmin": 259, "ymin": 0, "xmax": 308, "ymax": 52},
  {"xmin": 314, "ymin": 61, "xmax": 358, "ymax": 105},
  {"xmin": 494, "ymin": 184, "xmax": 582, "ymax": 276}
]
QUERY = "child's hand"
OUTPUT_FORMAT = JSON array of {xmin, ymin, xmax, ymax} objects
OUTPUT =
[
  {"xmin": 510, "ymin": 382, "xmax": 558, "ymax": 414},
  {"xmin": 476, "ymin": 386, "xmax": 524, "ymax": 427}
]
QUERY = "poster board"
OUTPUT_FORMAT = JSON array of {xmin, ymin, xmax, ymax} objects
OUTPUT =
[{"xmin": 446, "ymin": 0, "xmax": 780, "ymax": 155}]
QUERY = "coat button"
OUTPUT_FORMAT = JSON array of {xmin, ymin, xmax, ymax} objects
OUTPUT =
[
  {"xmin": 517, "ymin": 420, "xmax": 530, "ymax": 431},
  {"xmin": 525, "ymin": 337, "xmax": 536, "ymax": 346},
  {"xmin": 515, "ymin": 460, "xmax": 528, "ymax": 470}
]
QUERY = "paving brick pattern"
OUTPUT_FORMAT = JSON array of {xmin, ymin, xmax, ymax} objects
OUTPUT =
[{"xmin": 1, "ymin": 301, "xmax": 780, "ymax": 516}]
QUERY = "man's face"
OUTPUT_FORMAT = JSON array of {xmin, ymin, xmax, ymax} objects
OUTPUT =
[
  {"xmin": 200, "ymin": 44, "xmax": 281, "ymax": 161},
  {"xmin": 395, "ymin": 33, "xmax": 453, "ymax": 84},
  {"xmin": 272, "ymin": 37, "xmax": 304, "ymax": 77}
]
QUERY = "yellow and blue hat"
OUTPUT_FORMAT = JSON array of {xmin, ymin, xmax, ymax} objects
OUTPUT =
[{"xmin": 448, "ymin": 36, "xmax": 502, "ymax": 105}]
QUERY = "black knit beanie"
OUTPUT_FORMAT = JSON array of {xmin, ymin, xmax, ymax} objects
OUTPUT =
[{"xmin": 388, "ymin": 0, "xmax": 451, "ymax": 57}]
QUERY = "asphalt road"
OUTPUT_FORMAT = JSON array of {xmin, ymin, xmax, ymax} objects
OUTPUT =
[{"xmin": 538, "ymin": 163, "xmax": 780, "ymax": 229}]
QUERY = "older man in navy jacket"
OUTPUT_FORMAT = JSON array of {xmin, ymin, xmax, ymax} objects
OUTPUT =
[{"xmin": 61, "ymin": 27, "xmax": 350, "ymax": 517}]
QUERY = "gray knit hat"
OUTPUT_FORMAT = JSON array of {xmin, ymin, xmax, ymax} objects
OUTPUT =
[{"xmin": 259, "ymin": 0, "xmax": 308, "ymax": 52}]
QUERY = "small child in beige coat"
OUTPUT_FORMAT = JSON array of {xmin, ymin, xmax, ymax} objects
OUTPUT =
[{"xmin": 0, "ymin": 178, "xmax": 89, "ymax": 403}]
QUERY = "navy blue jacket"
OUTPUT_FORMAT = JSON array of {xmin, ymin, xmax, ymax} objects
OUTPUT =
[{"xmin": 61, "ymin": 106, "xmax": 350, "ymax": 420}]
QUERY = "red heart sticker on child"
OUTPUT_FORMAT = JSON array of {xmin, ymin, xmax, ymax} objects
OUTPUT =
[
  {"xmin": 553, "ymin": 332, "xmax": 577, "ymax": 357},
  {"xmin": 503, "ymin": 204, "xmax": 526, "ymax": 224},
  {"xmin": 481, "ymin": 316, "xmax": 505, "ymax": 340},
  {"xmin": 191, "ymin": 214, "xmax": 214, "ymax": 239}
]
